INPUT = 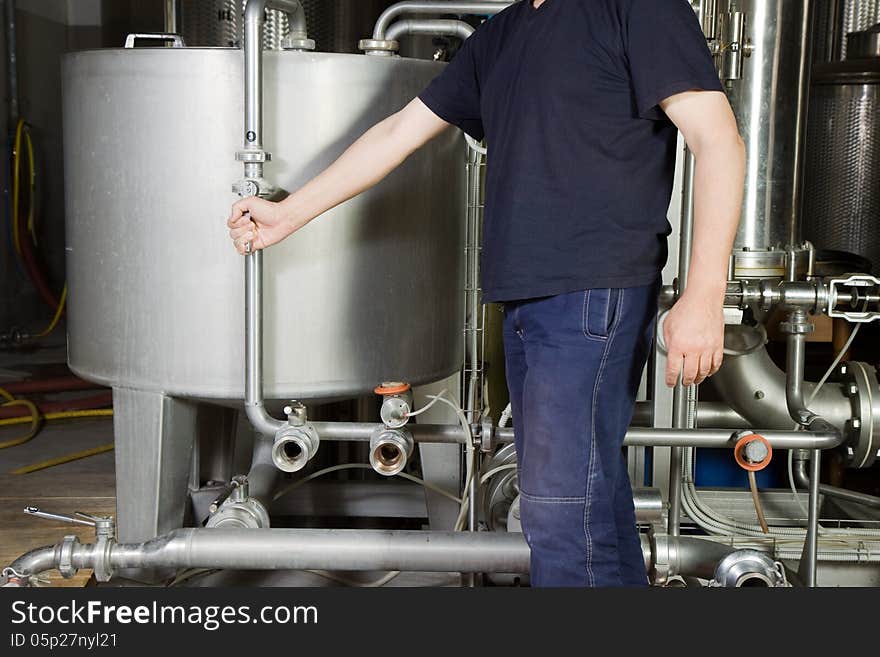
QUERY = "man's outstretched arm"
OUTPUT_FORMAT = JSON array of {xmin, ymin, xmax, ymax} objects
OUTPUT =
[
  {"xmin": 660, "ymin": 89, "xmax": 746, "ymax": 387},
  {"xmin": 228, "ymin": 98, "xmax": 450, "ymax": 254}
]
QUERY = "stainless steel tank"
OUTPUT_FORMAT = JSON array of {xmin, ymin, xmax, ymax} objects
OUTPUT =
[
  {"xmin": 179, "ymin": 1, "xmax": 393, "ymax": 52},
  {"xmin": 803, "ymin": 35, "xmax": 880, "ymax": 269},
  {"xmin": 62, "ymin": 49, "xmax": 465, "ymax": 401},
  {"xmin": 721, "ymin": 0, "xmax": 814, "ymax": 254}
]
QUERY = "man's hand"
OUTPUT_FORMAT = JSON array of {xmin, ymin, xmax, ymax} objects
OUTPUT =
[
  {"xmin": 227, "ymin": 196, "xmax": 301, "ymax": 255},
  {"xmin": 663, "ymin": 287, "xmax": 725, "ymax": 387}
]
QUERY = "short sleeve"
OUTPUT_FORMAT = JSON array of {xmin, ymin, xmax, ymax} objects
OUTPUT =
[
  {"xmin": 626, "ymin": 0, "xmax": 724, "ymax": 120},
  {"xmin": 418, "ymin": 30, "xmax": 485, "ymax": 141}
]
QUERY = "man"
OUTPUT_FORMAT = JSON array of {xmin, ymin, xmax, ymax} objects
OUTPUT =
[{"xmin": 228, "ymin": 0, "xmax": 745, "ymax": 587}]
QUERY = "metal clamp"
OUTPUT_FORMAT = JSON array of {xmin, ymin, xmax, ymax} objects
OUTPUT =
[{"xmin": 124, "ymin": 33, "xmax": 186, "ymax": 49}]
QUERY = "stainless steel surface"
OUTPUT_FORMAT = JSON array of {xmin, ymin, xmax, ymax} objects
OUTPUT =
[
  {"xmin": 63, "ymin": 50, "xmax": 465, "ymax": 401},
  {"xmin": 710, "ymin": 549, "xmax": 787, "ymax": 587},
  {"xmin": 712, "ymin": 327, "xmax": 857, "ymax": 433},
  {"xmin": 372, "ymin": 1, "xmax": 512, "ymax": 40},
  {"xmin": 180, "ymin": 0, "xmax": 292, "ymax": 49},
  {"xmin": 385, "ymin": 18, "xmax": 475, "ymax": 43},
  {"xmin": 793, "ymin": 454, "xmax": 880, "ymax": 509},
  {"xmin": 800, "ymin": 449, "xmax": 822, "ymax": 587},
  {"xmin": 164, "ymin": 0, "xmax": 178, "ymax": 34},
  {"xmin": 841, "ymin": 0, "xmax": 880, "ymax": 59},
  {"xmin": 721, "ymin": 0, "xmax": 813, "ymax": 251},
  {"xmin": 49, "ymin": 528, "xmax": 531, "ymax": 577},
  {"xmin": 847, "ymin": 22, "xmax": 880, "ymax": 57},
  {"xmin": 803, "ymin": 57, "xmax": 880, "ymax": 269}
]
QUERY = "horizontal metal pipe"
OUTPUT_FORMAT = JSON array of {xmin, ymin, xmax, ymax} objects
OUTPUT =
[
  {"xmin": 100, "ymin": 529, "xmax": 530, "ymax": 574},
  {"xmin": 373, "ymin": 1, "xmax": 512, "ymax": 40},
  {"xmin": 631, "ymin": 401, "xmax": 749, "ymax": 429},
  {"xmin": 313, "ymin": 422, "xmax": 842, "ymax": 450},
  {"xmin": 494, "ymin": 426, "xmax": 843, "ymax": 450},
  {"xmin": 386, "ymin": 18, "xmax": 475, "ymax": 42}
]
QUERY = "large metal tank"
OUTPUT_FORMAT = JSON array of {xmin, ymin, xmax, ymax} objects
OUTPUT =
[
  {"xmin": 179, "ymin": 1, "xmax": 393, "ymax": 52},
  {"xmin": 62, "ymin": 49, "xmax": 465, "ymax": 401},
  {"xmin": 721, "ymin": 0, "xmax": 814, "ymax": 253},
  {"xmin": 803, "ymin": 28, "xmax": 880, "ymax": 269}
]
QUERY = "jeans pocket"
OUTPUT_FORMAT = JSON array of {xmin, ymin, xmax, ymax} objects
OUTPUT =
[{"xmin": 583, "ymin": 288, "xmax": 622, "ymax": 340}]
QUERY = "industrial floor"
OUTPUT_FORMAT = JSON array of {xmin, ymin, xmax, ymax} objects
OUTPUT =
[{"xmin": 0, "ymin": 345, "xmax": 460, "ymax": 588}]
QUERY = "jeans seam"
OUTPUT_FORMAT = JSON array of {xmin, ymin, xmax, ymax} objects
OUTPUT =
[
  {"xmin": 520, "ymin": 490, "xmax": 586, "ymax": 504},
  {"xmin": 583, "ymin": 287, "xmax": 626, "ymax": 587}
]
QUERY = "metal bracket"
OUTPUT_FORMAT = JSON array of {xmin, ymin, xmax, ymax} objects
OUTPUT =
[{"xmin": 124, "ymin": 33, "xmax": 186, "ymax": 49}]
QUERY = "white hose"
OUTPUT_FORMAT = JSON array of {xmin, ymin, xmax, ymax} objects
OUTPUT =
[{"xmin": 499, "ymin": 402, "xmax": 513, "ymax": 428}]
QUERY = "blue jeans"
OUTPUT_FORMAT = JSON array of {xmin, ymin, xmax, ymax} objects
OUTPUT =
[{"xmin": 502, "ymin": 281, "xmax": 658, "ymax": 587}]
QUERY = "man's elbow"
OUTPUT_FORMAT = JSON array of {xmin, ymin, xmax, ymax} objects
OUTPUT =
[{"xmin": 691, "ymin": 124, "xmax": 745, "ymax": 164}]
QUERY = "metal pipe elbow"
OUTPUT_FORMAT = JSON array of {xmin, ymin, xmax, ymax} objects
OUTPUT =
[{"xmin": 244, "ymin": 0, "xmax": 309, "ymax": 38}]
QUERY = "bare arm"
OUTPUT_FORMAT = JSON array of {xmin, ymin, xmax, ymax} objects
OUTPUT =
[
  {"xmin": 228, "ymin": 98, "xmax": 451, "ymax": 253},
  {"xmin": 659, "ymin": 90, "xmax": 746, "ymax": 387}
]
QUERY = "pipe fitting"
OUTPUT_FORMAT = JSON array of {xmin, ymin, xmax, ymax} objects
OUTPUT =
[
  {"xmin": 272, "ymin": 423, "xmax": 319, "ymax": 473},
  {"xmin": 369, "ymin": 428, "xmax": 414, "ymax": 476},
  {"xmin": 709, "ymin": 550, "xmax": 788, "ymax": 587}
]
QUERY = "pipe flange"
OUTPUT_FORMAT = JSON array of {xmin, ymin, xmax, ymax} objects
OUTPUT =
[
  {"xmin": 840, "ymin": 362, "xmax": 880, "ymax": 469},
  {"xmin": 281, "ymin": 36, "xmax": 315, "ymax": 51},
  {"xmin": 709, "ymin": 549, "xmax": 788, "ymax": 587},
  {"xmin": 58, "ymin": 535, "xmax": 80, "ymax": 579},
  {"xmin": 648, "ymin": 532, "xmax": 674, "ymax": 586},
  {"xmin": 92, "ymin": 535, "xmax": 115, "ymax": 583},
  {"xmin": 778, "ymin": 318, "xmax": 815, "ymax": 335},
  {"xmin": 369, "ymin": 428, "xmax": 414, "ymax": 476},
  {"xmin": 206, "ymin": 498, "xmax": 270, "ymax": 529},
  {"xmin": 359, "ymin": 38, "xmax": 399, "ymax": 55},
  {"xmin": 272, "ymin": 423, "xmax": 320, "ymax": 473},
  {"xmin": 235, "ymin": 149, "xmax": 272, "ymax": 164}
]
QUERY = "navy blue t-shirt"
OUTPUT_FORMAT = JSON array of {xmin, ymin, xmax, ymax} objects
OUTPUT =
[{"xmin": 419, "ymin": 0, "xmax": 723, "ymax": 302}]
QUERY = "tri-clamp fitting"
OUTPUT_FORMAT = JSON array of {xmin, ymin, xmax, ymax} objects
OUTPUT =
[
  {"xmin": 206, "ymin": 476, "xmax": 271, "ymax": 529},
  {"xmin": 369, "ymin": 428, "xmax": 415, "ymax": 476},
  {"xmin": 271, "ymin": 401, "xmax": 320, "ymax": 473}
]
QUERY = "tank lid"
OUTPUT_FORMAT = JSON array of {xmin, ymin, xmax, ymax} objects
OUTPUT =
[{"xmin": 847, "ymin": 23, "xmax": 880, "ymax": 61}]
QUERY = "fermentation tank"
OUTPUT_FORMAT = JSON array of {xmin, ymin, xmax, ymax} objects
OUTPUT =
[
  {"xmin": 721, "ymin": 0, "xmax": 813, "ymax": 263},
  {"xmin": 803, "ymin": 26, "xmax": 880, "ymax": 269},
  {"xmin": 62, "ymin": 48, "xmax": 465, "ymax": 402}
]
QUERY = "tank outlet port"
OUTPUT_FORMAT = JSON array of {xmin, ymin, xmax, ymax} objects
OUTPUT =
[
  {"xmin": 272, "ymin": 424, "xmax": 320, "ymax": 473},
  {"xmin": 369, "ymin": 428, "xmax": 414, "ymax": 477}
]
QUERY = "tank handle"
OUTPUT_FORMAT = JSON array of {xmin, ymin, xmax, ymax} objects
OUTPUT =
[{"xmin": 124, "ymin": 33, "xmax": 186, "ymax": 49}]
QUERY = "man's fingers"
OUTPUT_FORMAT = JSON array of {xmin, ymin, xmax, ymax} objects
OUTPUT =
[
  {"xmin": 665, "ymin": 351, "xmax": 683, "ymax": 388},
  {"xmin": 695, "ymin": 352, "xmax": 713, "ymax": 385},
  {"xmin": 229, "ymin": 224, "xmax": 254, "ymax": 241},
  {"xmin": 710, "ymin": 350, "xmax": 724, "ymax": 376},
  {"xmin": 681, "ymin": 353, "xmax": 700, "ymax": 387},
  {"xmin": 227, "ymin": 197, "xmax": 255, "ymax": 228}
]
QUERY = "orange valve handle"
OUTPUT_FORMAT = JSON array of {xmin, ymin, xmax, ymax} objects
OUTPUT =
[
  {"xmin": 734, "ymin": 433, "xmax": 773, "ymax": 472},
  {"xmin": 374, "ymin": 382, "xmax": 411, "ymax": 396}
]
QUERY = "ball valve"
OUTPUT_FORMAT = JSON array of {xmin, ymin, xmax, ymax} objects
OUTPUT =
[
  {"xmin": 369, "ymin": 428, "xmax": 415, "ymax": 477},
  {"xmin": 272, "ymin": 401, "xmax": 320, "ymax": 473}
]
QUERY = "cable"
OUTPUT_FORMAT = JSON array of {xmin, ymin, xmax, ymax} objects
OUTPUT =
[
  {"xmin": 499, "ymin": 402, "xmax": 512, "ymax": 428},
  {"xmin": 405, "ymin": 388, "xmax": 448, "ymax": 418},
  {"xmin": 747, "ymin": 470, "xmax": 769, "ymax": 534},
  {"xmin": 273, "ymin": 463, "xmax": 461, "ymax": 505},
  {"xmin": 11, "ymin": 443, "xmax": 114, "ymax": 475},
  {"xmin": 0, "ymin": 408, "xmax": 113, "ymax": 429},
  {"xmin": 479, "ymin": 462, "xmax": 517, "ymax": 485},
  {"xmin": 423, "ymin": 393, "xmax": 474, "ymax": 532},
  {"xmin": 35, "ymin": 284, "xmax": 67, "ymax": 338}
]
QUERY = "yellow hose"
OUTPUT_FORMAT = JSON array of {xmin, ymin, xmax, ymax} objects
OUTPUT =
[
  {"xmin": 12, "ymin": 443, "xmax": 114, "ymax": 475},
  {"xmin": 0, "ymin": 386, "xmax": 112, "ymax": 450},
  {"xmin": 24, "ymin": 126, "xmax": 36, "ymax": 243},
  {"xmin": 36, "ymin": 284, "xmax": 67, "ymax": 338},
  {"xmin": 11, "ymin": 119, "xmax": 24, "ymax": 254}
]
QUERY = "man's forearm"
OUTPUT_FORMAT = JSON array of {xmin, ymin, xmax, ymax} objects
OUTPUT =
[
  {"xmin": 277, "ymin": 98, "xmax": 448, "ymax": 228},
  {"xmin": 686, "ymin": 134, "xmax": 746, "ymax": 299}
]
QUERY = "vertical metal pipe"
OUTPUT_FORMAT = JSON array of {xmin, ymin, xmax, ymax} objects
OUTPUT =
[
  {"xmin": 668, "ymin": 150, "xmax": 698, "ymax": 537},
  {"xmin": 5, "ymin": 0, "xmax": 18, "ymax": 127},
  {"xmin": 803, "ymin": 448, "xmax": 821, "ymax": 587},
  {"xmin": 240, "ymin": 1, "xmax": 306, "ymax": 437},
  {"xmin": 164, "ymin": 0, "xmax": 178, "ymax": 34}
]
